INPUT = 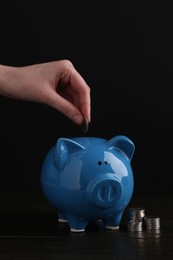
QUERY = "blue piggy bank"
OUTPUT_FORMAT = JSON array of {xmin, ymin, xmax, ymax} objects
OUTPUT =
[{"xmin": 41, "ymin": 135, "xmax": 135, "ymax": 232}]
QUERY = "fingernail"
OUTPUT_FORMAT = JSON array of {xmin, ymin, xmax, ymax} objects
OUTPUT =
[{"xmin": 73, "ymin": 114, "xmax": 83, "ymax": 125}]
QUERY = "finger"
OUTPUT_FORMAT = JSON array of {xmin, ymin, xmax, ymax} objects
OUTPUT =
[
  {"xmin": 60, "ymin": 67, "xmax": 91, "ymax": 123},
  {"xmin": 70, "ymin": 71, "xmax": 91, "ymax": 123},
  {"xmin": 46, "ymin": 90, "xmax": 83, "ymax": 125}
]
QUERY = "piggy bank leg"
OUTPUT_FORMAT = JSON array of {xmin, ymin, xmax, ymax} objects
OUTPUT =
[
  {"xmin": 103, "ymin": 212, "xmax": 123, "ymax": 230},
  {"xmin": 66, "ymin": 214, "xmax": 89, "ymax": 232},
  {"xmin": 58, "ymin": 211, "xmax": 68, "ymax": 223}
]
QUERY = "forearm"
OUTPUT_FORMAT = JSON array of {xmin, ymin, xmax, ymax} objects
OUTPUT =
[{"xmin": 0, "ymin": 64, "xmax": 20, "ymax": 99}]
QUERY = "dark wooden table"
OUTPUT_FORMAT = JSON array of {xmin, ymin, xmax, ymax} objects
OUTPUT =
[{"xmin": 0, "ymin": 192, "xmax": 172, "ymax": 260}]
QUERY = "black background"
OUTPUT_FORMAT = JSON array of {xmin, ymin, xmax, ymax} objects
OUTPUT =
[{"xmin": 0, "ymin": 1, "xmax": 173, "ymax": 200}]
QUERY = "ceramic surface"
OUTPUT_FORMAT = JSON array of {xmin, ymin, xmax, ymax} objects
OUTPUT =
[{"xmin": 41, "ymin": 135, "xmax": 135, "ymax": 232}]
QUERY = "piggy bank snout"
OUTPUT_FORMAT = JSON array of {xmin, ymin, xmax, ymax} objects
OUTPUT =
[{"xmin": 86, "ymin": 175, "xmax": 122, "ymax": 209}]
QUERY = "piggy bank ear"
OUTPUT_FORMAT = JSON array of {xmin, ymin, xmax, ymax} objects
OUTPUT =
[
  {"xmin": 54, "ymin": 138, "xmax": 85, "ymax": 170},
  {"xmin": 106, "ymin": 135, "xmax": 135, "ymax": 161}
]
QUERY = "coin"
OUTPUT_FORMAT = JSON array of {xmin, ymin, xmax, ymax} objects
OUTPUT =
[{"xmin": 81, "ymin": 116, "xmax": 88, "ymax": 133}]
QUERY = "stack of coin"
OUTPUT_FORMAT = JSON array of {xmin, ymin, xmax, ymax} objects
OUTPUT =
[
  {"xmin": 128, "ymin": 207, "xmax": 145, "ymax": 222},
  {"xmin": 127, "ymin": 207, "xmax": 145, "ymax": 232},
  {"xmin": 127, "ymin": 220, "xmax": 143, "ymax": 232},
  {"xmin": 143, "ymin": 216, "xmax": 160, "ymax": 230},
  {"xmin": 126, "ymin": 207, "xmax": 161, "ymax": 232}
]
